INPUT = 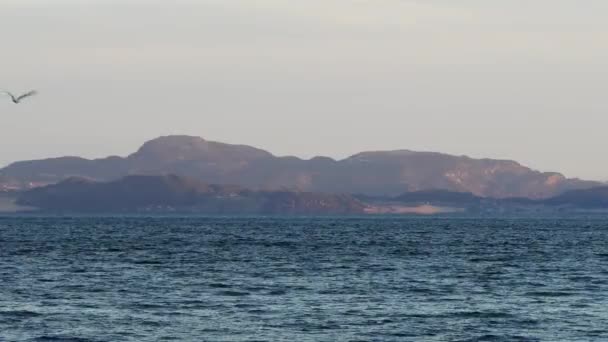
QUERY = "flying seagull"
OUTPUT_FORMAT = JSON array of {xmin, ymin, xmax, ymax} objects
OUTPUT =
[{"xmin": 1, "ymin": 90, "xmax": 37, "ymax": 104}]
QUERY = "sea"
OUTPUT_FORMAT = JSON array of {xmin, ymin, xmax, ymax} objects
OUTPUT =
[{"xmin": 1, "ymin": 216, "xmax": 607, "ymax": 341}]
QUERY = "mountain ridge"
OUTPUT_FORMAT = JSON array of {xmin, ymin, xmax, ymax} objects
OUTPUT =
[{"xmin": 0, "ymin": 135, "xmax": 600, "ymax": 198}]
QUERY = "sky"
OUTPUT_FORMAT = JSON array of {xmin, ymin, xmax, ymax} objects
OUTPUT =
[{"xmin": 1, "ymin": 0, "xmax": 607, "ymax": 180}]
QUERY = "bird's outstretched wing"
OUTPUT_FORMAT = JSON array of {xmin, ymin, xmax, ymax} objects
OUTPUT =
[
  {"xmin": 16, "ymin": 90, "xmax": 37, "ymax": 101},
  {"xmin": 0, "ymin": 91, "xmax": 17, "ymax": 102}
]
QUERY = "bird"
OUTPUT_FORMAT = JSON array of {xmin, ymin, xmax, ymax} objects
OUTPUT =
[{"xmin": 1, "ymin": 90, "xmax": 37, "ymax": 104}]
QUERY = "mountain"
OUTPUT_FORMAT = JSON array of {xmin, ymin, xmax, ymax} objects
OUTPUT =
[
  {"xmin": 544, "ymin": 186, "xmax": 608, "ymax": 208},
  {"xmin": 17, "ymin": 174, "xmax": 366, "ymax": 215},
  {"xmin": 19, "ymin": 176, "xmax": 608, "ymax": 215},
  {"xmin": 0, "ymin": 135, "xmax": 599, "ymax": 198},
  {"xmin": 363, "ymin": 186, "xmax": 608, "ymax": 214}
]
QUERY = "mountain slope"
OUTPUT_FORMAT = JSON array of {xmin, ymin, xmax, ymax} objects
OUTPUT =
[
  {"xmin": 544, "ymin": 186, "xmax": 608, "ymax": 208},
  {"xmin": 17, "ymin": 174, "xmax": 366, "ymax": 214},
  {"xmin": 0, "ymin": 135, "xmax": 599, "ymax": 198}
]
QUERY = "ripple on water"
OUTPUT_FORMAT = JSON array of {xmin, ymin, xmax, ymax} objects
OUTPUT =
[
  {"xmin": 216, "ymin": 290, "xmax": 251, "ymax": 297},
  {"xmin": 524, "ymin": 291, "xmax": 576, "ymax": 297},
  {"xmin": 33, "ymin": 336, "xmax": 94, "ymax": 342}
]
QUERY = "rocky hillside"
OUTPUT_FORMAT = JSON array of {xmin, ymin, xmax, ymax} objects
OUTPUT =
[
  {"xmin": 1, "ymin": 135, "xmax": 599, "ymax": 198},
  {"xmin": 17, "ymin": 174, "xmax": 366, "ymax": 215}
]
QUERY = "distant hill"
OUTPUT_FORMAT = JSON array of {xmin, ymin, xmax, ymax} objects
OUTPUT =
[
  {"xmin": 1, "ymin": 135, "xmax": 599, "ymax": 198},
  {"xmin": 17, "ymin": 174, "xmax": 366, "ymax": 215},
  {"xmin": 363, "ymin": 186, "xmax": 608, "ymax": 214},
  {"xmin": 16, "ymin": 175, "xmax": 608, "ymax": 215},
  {"xmin": 544, "ymin": 186, "xmax": 608, "ymax": 208},
  {"xmin": 393, "ymin": 189, "xmax": 483, "ymax": 206}
]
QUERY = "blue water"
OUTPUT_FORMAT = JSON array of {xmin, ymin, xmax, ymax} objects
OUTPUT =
[{"xmin": 1, "ymin": 217, "xmax": 608, "ymax": 341}]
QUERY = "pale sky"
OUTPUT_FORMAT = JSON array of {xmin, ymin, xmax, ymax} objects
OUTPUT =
[{"xmin": 1, "ymin": 0, "xmax": 607, "ymax": 180}]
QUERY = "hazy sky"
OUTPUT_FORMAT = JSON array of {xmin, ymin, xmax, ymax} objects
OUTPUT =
[{"xmin": 2, "ymin": 0, "xmax": 607, "ymax": 179}]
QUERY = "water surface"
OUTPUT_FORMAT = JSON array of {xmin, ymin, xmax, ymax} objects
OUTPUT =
[{"xmin": 1, "ymin": 217, "xmax": 607, "ymax": 341}]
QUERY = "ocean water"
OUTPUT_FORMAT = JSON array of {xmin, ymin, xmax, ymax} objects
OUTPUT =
[{"xmin": 1, "ymin": 217, "xmax": 608, "ymax": 342}]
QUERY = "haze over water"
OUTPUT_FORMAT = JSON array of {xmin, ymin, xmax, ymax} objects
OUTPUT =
[{"xmin": 2, "ymin": 216, "xmax": 608, "ymax": 341}]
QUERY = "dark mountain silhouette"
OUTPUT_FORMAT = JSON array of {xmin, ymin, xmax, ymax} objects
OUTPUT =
[
  {"xmin": 544, "ymin": 186, "xmax": 608, "ymax": 208},
  {"xmin": 357, "ymin": 187, "xmax": 608, "ymax": 215},
  {"xmin": 17, "ymin": 174, "xmax": 366, "ymax": 214},
  {"xmin": 0, "ymin": 135, "xmax": 599, "ymax": 198},
  {"xmin": 365, "ymin": 186, "xmax": 608, "ymax": 213},
  {"xmin": 19, "ymin": 176, "xmax": 608, "ymax": 214}
]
